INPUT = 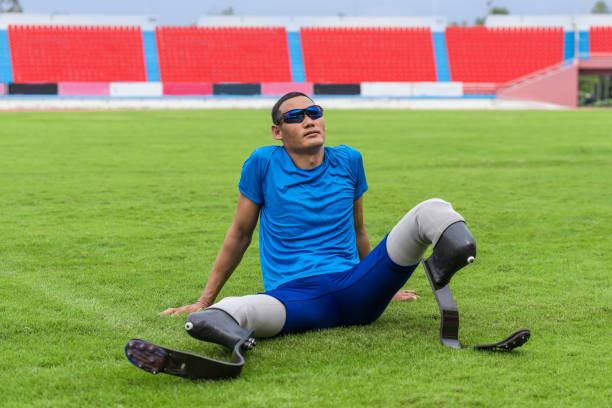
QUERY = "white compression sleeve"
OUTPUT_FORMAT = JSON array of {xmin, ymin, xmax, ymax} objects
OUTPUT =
[
  {"xmin": 386, "ymin": 198, "xmax": 465, "ymax": 267},
  {"xmin": 209, "ymin": 294, "xmax": 286, "ymax": 338}
]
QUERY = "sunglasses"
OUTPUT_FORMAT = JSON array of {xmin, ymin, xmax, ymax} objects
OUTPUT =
[{"xmin": 276, "ymin": 105, "xmax": 324, "ymax": 125}]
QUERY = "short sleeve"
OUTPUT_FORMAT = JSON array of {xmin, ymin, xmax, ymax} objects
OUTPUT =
[
  {"xmin": 348, "ymin": 147, "xmax": 368, "ymax": 200},
  {"xmin": 238, "ymin": 150, "xmax": 265, "ymax": 204}
]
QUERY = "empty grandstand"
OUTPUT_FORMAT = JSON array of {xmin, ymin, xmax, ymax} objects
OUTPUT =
[
  {"xmin": 0, "ymin": 14, "xmax": 611, "ymax": 108},
  {"xmin": 445, "ymin": 26, "xmax": 564, "ymax": 84},
  {"xmin": 301, "ymin": 27, "xmax": 437, "ymax": 82},
  {"xmin": 590, "ymin": 25, "xmax": 612, "ymax": 53},
  {"xmin": 9, "ymin": 25, "xmax": 146, "ymax": 82},
  {"xmin": 156, "ymin": 26, "xmax": 291, "ymax": 83}
]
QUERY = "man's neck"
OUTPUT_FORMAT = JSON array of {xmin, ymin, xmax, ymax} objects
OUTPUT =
[{"xmin": 284, "ymin": 146, "xmax": 325, "ymax": 170}]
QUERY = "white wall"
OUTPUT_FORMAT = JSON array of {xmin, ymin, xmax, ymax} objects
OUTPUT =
[
  {"xmin": 0, "ymin": 13, "xmax": 157, "ymax": 29},
  {"xmin": 413, "ymin": 82, "xmax": 463, "ymax": 97},
  {"xmin": 110, "ymin": 82, "xmax": 162, "ymax": 97},
  {"xmin": 197, "ymin": 16, "xmax": 447, "ymax": 31},
  {"xmin": 3, "ymin": 13, "xmax": 610, "ymax": 31},
  {"xmin": 486, "ymin": 14, "xmax": 612, "ymax": 31},
  {"xmin": 574, "ymin": 14, "xmax": 612, "ymax": 31},
  {"xmin": 361, "ymin": 82, "xmax": 413, "ymax": 97},
  {"xmin": 361, "ymin": 82, "xmax": 463, "ymax": 97}
]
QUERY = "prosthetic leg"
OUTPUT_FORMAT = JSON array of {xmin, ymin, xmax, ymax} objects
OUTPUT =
[
  {"xmin": 422, "ymin": 221, "xmax": 530, "ymax": 351},
  {"xmin": 125, "ymin": 309, "xmax": 256, "ymax": 379}
]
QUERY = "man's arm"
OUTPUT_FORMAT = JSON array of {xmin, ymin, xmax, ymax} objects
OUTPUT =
[
  {"xmin": 353, "ymin": 197, "xmax": 371, "ymax": 260},
  {"xmin": 161, "ymin": 193, "xmax": 261, "ymax": 316}
]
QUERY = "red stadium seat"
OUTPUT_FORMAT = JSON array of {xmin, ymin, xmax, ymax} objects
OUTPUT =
[
  {"xmin": 445, "ymin": 26, "xmax": 564, "ymax": 84},
  {"xmin": 300, "ymin": 27, "xmax": 437, "ymax": 82},
  {"xmin": 156, "ymin": 26, "xmax": 292, "ymax": 83},
  {"xmin": 8, "ymin": 25, "xmax": 147, "ymax": 82},
  {"xmin": 5, "ymin": 23, "xmax": 582, "ymax": 86},
  {"xmin": 590, "ymin": 26, "xmax": 612, "ymax": 53}
]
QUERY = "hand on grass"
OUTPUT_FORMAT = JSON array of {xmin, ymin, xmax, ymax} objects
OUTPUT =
[
  {"xmin": 392, "ymin": 290, "xmax": 419, "ymax": 301},
  {"xmin": 160, "ymin": 301, "xmax": 206, "ymax": 316}
]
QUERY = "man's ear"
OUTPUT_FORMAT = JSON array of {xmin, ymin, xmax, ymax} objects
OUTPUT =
[{"xmin": 271, "ymin": 124, "xmax": 283, "ymax": 141}]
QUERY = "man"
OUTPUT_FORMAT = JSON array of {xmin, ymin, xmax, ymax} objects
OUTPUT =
[{"xmin": 127, "ymin": 92, "xmax": 476, "ymax": 376}]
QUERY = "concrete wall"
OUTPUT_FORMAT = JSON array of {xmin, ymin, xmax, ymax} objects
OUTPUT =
[
  {"xmin": 0, "ymin": 13, "xmax": 157, "ymax": 29},
  {"xmin": 497, "ymin": 64, "xmax": 578, "ymax": 108},
  {"xmin": 486, "ymin": 14, "xmax": 612, "ymax": 31},
  {"xmin": 110, "ymin": 82, "xmax": 163, "ymax": 97},
  {"xmin": 574, "ymin": 15, "xmax": 612, "ymax": 31},
  {"xmin": 578, "ymin": 55, "xmax": 612, "ymax": 75},
  {"xmin": 261, "ymin": 82, "xmax": 313, "ymax": 96},
  {"xmin": 486, "ymin": 15, "xmax": 574, "ymax": 30},
  {"xmin": 361, "ymin": 82, "xmax": 413, "ymax": 97},
  {"xmin": 59, "ymin": 82, "xmax": 110, "ymax": 96},
  {"xmin": 163, "ymin": 83, "xmax": 212, "ymax": 96},
  {"xmin": 413, "ymin": 82, "xmax": 462, "ymax": 97},
  {"xmin": 197, "ymin": 16, "xmax": 447, "ymax": 31},
  {"xmin": 362, "ymin": 82, "xmax": 463, "ymax": 97}
]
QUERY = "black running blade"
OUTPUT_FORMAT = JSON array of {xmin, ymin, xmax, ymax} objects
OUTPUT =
[
  {"xmin": 473, "ymin": 329, "xmax": 531, "ymax": 352},
  {"xmin": 124, "ymin": 338, "xmax": 248, "ymax": 380},
  {"xmin": 422, "ymin": 258, "xmax": 462, "ymax": 349}
]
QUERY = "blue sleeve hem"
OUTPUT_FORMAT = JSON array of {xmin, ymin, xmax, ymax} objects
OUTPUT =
[
  {"xmin": 239, "ymin": 185, "xmax": 263, "ymax": 205},
  {"xmin": 354, "ymin": 184, "xmax": 368, "ymax": 201}
]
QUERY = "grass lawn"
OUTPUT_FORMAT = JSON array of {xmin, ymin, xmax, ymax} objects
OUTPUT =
[{"xmin": 1, "ymin": 108, "xmax": 610, "ymax": 407}]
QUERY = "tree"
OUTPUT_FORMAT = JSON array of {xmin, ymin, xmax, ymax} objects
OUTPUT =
[
  {"xmin": 0, "ymin": 0, "xmax": 23, "ymax": 13},
  {"xmin": 475, "ymin": 1, "xmax": 510, "ymax": 25},
  {"xmin": 490, "ymin": 7, "xmax": 509, "ymax": 14},
  {"xmin": 220, "ymin": 6, "xmax": 234, "ymax": 15},
  {"xmin": 591, "ymin": 1, "xmax": 610, "ymax": 13}
]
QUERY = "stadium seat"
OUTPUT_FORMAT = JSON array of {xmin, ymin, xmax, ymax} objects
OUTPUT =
[
  {"xmin": 590, "ymin": 26, "xmax": 612, "ymax": 53},
  {"xmin": 8, "ymin": 25, "xmax": 147, "ymax": 82},
  {"xmin": 445, "ymin": 26, "xmax": 564, "ymax": 84},
  {"xmin": 5, "ymin": 22, "xmax": 583, "ymax": 89},
  {"xmin": 156, "ymin": 26, "xmax": 292, "ymax": 82},
  {"xmin": 300, "ymin": 27, "xmax": 437, "ymax": 82}
]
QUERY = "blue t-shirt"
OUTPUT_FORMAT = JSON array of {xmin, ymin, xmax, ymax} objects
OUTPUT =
[{"xmin": 238, "ymin": 145, "xmax": 368, "ymax": 290}]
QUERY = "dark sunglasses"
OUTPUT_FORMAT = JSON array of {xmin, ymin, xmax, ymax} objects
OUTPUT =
[{"xmin": 276, "ymin": 105, "xmax": 324, "ymax": 125}]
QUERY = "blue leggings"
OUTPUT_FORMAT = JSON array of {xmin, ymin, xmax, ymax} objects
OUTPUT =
[{"xmin": 265, "ymin": 235, "xmax": 417, "ymax": 334}]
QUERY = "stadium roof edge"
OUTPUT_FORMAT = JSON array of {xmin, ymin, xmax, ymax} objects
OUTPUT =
[
  {"xmin": 0, "ymin": 13, "xmax": 158, "ymax": 30},
  {"xmin": 486, "ymin": 14, "xmax": 612, "ymax": 31},
  {"xmin": 2, "ymin": 13, "xmax": 611, "ymax": 31},
  {"xmin": 196, "ymin": 16, "xmax": 448, "ymax": 31}
]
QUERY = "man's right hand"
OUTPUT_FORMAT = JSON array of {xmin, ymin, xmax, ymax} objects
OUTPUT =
[{"xmin": 160, "ymin": 301, "xmax": 207, "ymax": 316}]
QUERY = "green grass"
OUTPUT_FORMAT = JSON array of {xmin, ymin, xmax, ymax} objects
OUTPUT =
[{"xmin": 1, "ymin": 109, "xmax": 611, "ymax": 407}]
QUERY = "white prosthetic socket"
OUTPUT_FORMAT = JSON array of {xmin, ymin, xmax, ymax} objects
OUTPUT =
[
  {"xmin": 386, "ymin": 198, "xmax": 465, "ymax": 267},
  {"xmin": 209, "ymin": 294, "xmax": 286, "ymax": 338}
]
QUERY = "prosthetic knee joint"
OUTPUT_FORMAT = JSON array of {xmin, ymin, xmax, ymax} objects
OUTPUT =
[
  {"xmin": 185, "ymin": 308, "xmax": 256, "ymax": 351},
  {"xmin": 423, "ymin": 221, "xmax": 476, "ymax": 290}
]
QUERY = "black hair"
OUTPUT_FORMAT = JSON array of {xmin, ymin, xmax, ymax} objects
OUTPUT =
[{"xmin": 271, "ymin": 91, "xmax": 314, "ymax": 125}]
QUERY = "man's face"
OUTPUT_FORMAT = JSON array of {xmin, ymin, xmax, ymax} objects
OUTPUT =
[{"xmin": 271, "ymin": 96, "xmax": 326, "ymax": 153}]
